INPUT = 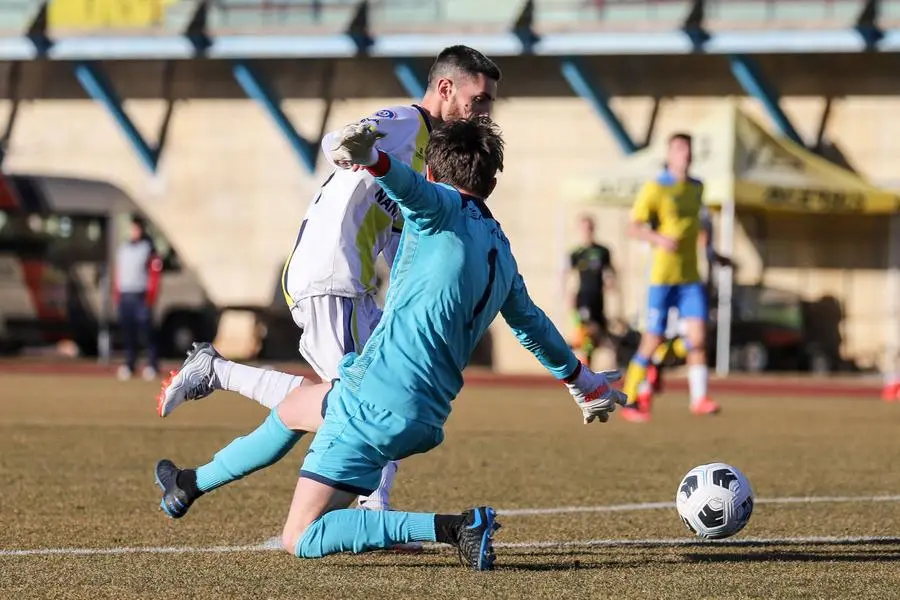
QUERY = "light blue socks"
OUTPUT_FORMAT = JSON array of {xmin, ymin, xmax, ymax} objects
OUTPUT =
[
  {"xmin": 295, "ymin": 509, "xmax": 437, "ymax": 558},
  {"xmin": 195, "ymin": 410, "xmax": 302, "ymax": 493}
]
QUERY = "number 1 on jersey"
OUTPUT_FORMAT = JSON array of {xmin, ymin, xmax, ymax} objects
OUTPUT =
[{"xmin": 468, "ymin": 248, "xmax": 498, "ymax": 329}]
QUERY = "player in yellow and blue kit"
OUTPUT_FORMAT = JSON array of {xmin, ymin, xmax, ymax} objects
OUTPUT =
[
  {"xmin": 153, "ymin": 117, "xmax": 626, "ymax": 570},
  {"xmin": 621, "ymin": 133, "xmax": 726, "ymax": 423}
]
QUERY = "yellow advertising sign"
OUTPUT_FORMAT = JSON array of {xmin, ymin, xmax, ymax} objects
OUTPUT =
[{"xmin": 48, "ymin": 0, "xmax": 172, "ymax": 28}]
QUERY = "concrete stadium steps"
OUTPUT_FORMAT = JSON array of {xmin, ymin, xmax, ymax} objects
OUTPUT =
[
  {"xmin": 705, "ymin": 0, "xmax": 863, "ymax": 29},
  {"xmin": 208, "ymin": 0, "xmax": 357, "ymax": 30},
  {"xmin": 370, "ymin": 0, "xmax": 519, "ymax": 30}
]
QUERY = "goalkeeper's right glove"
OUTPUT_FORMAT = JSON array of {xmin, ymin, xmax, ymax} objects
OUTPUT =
[{"xmin": 564, "ymin": 364, "xmax": 628, "ymax": 424}]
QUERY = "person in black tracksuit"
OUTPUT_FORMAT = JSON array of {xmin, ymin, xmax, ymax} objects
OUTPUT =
[{"xmin": 568, "ymin": 215, "xmax": 616, "ymax": 367}]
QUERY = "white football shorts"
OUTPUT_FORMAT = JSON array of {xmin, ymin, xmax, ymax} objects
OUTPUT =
[{"xmin": 290, "ymin": 294, "xmax": 382, "ymax": 382}]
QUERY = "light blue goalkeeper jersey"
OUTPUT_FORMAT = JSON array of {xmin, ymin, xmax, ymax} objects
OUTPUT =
[{"xmin": 338, "ymin": 156, "xmax": 579, "ymax": 428}]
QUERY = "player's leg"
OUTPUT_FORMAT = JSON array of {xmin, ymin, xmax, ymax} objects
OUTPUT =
[
  {"xmin": 621, "ymin": 286, "xmax": 670, "ymax": 422},
  {"xmin": 342, "ymin": 295, "xmax": 404, "ymax": 513},
  {"xmin": 648, "ymin": 311, "xmax": 683, "ymax": 395},
  {"xmin": 286, "ymin": 389, "xmax": 499, "ymax": 570},
  {"xmin": 284, "ymin": 476, "xmax": 499, "ymax": 571},
  {"xmin": 157, "ymin": 342, "xmax": 310, "ymax": 417},
  {"xmin": 570, "ymin": 312, "xmax": 591, "ymax": 367},
  {"xmin": 154, "ymin": 382, "xmax": 331, "ymax": 518},
  {"xmin": 157, "ymin": 294, "xmax": 340, "ymax": 418},
  {"xmin": 117, "ymin": 293, "xmax": 139, "ymax": 380},
  {"xmin": 136, "ymin": 300, "xmax": 159, "ymax": 379},
  {"xmin": 679, "ymin": 283, "xmax": 719, "ymax": 415}
]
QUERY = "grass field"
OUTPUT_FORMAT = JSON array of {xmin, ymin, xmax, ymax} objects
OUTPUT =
[{"xmin": 2, "ymin": 372, "xmax": 900, "ymax": 599}]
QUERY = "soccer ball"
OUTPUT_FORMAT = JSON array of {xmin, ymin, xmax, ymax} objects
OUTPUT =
[{"xmin": 675, "ymin": 462, "xmax": 754, "ymax": 539}]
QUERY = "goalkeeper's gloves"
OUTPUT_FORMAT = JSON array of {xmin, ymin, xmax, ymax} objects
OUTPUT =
[
  {"xmin": 564, "ymin": 364, "xmax": 628, "ymax": 424},
  {"xmin": 326, "ymin": 120, "xmax": 385, "ymax": 168}
]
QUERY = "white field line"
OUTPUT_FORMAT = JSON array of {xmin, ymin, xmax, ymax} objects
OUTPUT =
[
  {"xmin": 4, "ymin": 494, "xmax": 900, "ymax": 557},
  {"xmin": 497, "ymin": 494, "xmax": 900, "ymax": 516},
  {"xmin": 5, "ymin": 535, "xmax": 900, "ymax": 557},
  {"xmin": 494, "ymin": 535, "xmax": 900, "ymax": 549}
]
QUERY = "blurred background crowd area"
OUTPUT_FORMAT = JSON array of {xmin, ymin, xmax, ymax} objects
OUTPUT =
[{"xmin": 0, "ymin": 0, "xmax": 898, "ymax": 381}]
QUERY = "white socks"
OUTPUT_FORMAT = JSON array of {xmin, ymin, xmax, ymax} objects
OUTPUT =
[
  {"xmin": 688, "ymin": 364, "xmax": 708, "ymax": 406},
  {"xmin": 213, "ymin": 360, "xmax": 304, "ymax": 410},
  {"xmin": 358, "ymin": 461, "xmax": 399, "ymax": 511}
]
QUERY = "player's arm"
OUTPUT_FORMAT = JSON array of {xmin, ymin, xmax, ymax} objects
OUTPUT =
[
  {"xmin": 502, "ymin": 272, "xmax": 580, "ymax": 379},
  {"xmin": 325, "ymin": 121, "xmax": 459, "ymax": 230},
  {"xmin": 564, "ymin": 251, "xmax": 579, "ymax": 310},
  {"xmin": 698, "ymin": 205, "xmax": 731, "ymax": 267},
  {"xmin": 366, "ymin": 152, "xmax": 458, "ymax": 231},
  {"xmin": 627, "ymin": 183, "xmax": 677, "ymax": 252},
  {"xmin": 603, "ymin": 249, "xmax": 617, "ymax": 292},
  {"xmin": 320, "ymin": 109, "xmax": 417, "ymax": 169},
  {"xmin": 501, "ymin": 273, "xmax": 627, "ymax": 423}
]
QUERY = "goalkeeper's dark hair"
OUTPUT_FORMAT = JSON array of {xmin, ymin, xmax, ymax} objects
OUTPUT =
[
  {"xmin": 427, "ymin": 45, "xmax": 502, "ymax": 89},
  {"xmin": 425, "ymin": 115, "xmax": 504, "ymax": 199}
]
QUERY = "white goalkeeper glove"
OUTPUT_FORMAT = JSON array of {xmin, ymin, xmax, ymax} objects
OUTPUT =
[
  {"xmin": 326, "ymin": 120, "xmax": 385, "ymax": 169},
  {"xmin": 565, "ymin": 365, "xmax": 628, "ymax": 424}
]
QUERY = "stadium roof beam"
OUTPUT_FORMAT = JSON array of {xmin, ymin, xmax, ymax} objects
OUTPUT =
[
  {"xmin": 231, "ymin": 61, "xmax": 318, "ymax": 173},
  {"xmin": 560, "ymin": 58, "xmax": 638, "ymax": 155},
  {"xmin": 393, "ymin": 58, "xmax": 426, "ymax": 99},
  {"xmin": 73, "ymin": 62, "xmax": 164, "ymax": 173},
  {"xmin": 350, "ymin": 0, "xmax": 429, "ymax": 99},
  {"xmin": 728, "ymin": 55, "xmax": 804, "ymax": 147}
]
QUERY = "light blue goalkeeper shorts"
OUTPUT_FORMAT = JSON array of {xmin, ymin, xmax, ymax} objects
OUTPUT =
[{"xmin": 299, "ymin": 379, "xmax": 444, "ymax": 496}]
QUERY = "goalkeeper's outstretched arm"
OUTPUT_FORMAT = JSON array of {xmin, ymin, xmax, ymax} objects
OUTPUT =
[
  {"xmin": 501, "ymin": 272, "xmax": 581, "ymax": 381},
  {"xmin": 367, "ymin": 152, "xmax": 458, "ymax": 232}
]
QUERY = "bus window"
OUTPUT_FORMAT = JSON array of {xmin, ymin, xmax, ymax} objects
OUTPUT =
[
  {"xmin": 43, "ymin": 215, "xmax": 108, "ymax": 264},
  {"xmin": 0, "ymin": 209, "xmax": 52, "ymax": 255}
]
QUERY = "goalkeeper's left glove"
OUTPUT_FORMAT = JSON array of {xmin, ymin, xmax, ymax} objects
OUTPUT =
[
  {"xmin": 564, "ymin": 364, "xmax": 628, "ymax": 424},
  {"xmin": 326, "ymin": 120, "xmax": 385, "ymax": 168}
]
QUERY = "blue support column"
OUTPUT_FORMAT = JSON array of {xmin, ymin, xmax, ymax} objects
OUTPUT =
[
  {"xmin": 232, "ymin": 61, "xmax": 317, "ymax": 173},
  {"xmin": 560, "ymin": 58, "xmax": 638, "ymax": 155},
  {"xmin": 728, "ymin": 55, "xmax": 803, "ymax": 146},
  {"xmin": 394, "ymin": 59, "xmax": 426, "ymax": 99},
  {"xmin": 73, "ymin": 62, "xmax": 159, "ymax": 172}
]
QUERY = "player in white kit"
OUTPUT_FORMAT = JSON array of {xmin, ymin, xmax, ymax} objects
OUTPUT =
[{"xmin": 157, "ymin": 46, "xmax": 501, "ymax": 515}]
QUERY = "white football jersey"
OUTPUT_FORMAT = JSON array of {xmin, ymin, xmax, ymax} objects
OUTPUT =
[{"xmin": 281, "ymin": 105, "xmax": 432, "ymax": 305}]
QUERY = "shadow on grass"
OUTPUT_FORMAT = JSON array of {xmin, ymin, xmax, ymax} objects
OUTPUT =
[
  {"xmin": 338, "ymin": 540, "xmax": 900, "ymax": 571},
  {"xmin": 683, "ymin": 550, "xmax": 900, "ymax": 564}
]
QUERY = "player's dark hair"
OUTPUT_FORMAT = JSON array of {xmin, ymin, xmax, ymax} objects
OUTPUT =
[
  {"xmin": 426, "ymin": 45, "xmax": 502, "ymax": 89},
  {"xmin": 663, "ymin": 132, "xmax": 693, "ymax": 170},
  {"xmin": 130, "ymin": 214, "xmax": 147, "ymax": 235},
  {"xmin": 425, "ymin": 115, "xmax": 504, "ymax": 199},
  {"xmin": 669, "ymin": 132, "xmax": 692, "ymax": 146}
]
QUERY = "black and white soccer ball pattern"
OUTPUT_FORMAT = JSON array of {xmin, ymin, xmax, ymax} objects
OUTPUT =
[{"xmin": 675, "ymin": 462, "xmax": 754, "ymax": 540}]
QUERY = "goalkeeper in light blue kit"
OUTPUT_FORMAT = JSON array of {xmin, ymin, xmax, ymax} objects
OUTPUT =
[{"xmin": 153, "ymin": 116, "xmax": 626, "ymax": 571}]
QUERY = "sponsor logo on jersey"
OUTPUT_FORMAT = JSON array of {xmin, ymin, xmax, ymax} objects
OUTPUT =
[{"xmin": 375, "ymin": 109, "xmax": 396, "ymax": 119}]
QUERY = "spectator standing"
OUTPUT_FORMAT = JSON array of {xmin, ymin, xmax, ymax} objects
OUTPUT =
[{"xmin": 115, "ymin": 215, "xmax": 162, "ymax": 381}]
